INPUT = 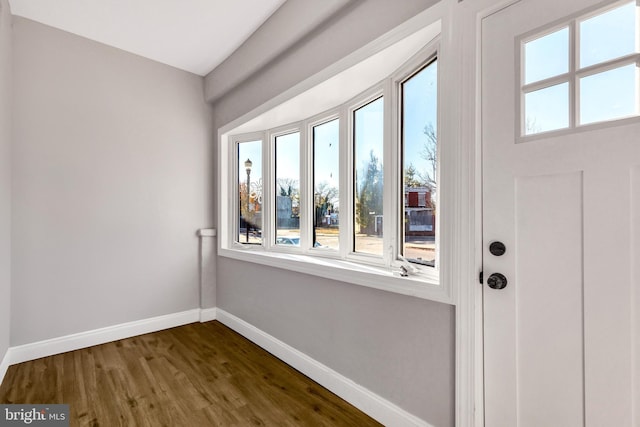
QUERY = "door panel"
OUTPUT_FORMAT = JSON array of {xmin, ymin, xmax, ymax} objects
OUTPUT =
[
  {"xmin": 482, "ymin": 0, "xmax": 639, "ymax": 425},
  {"xmin": 583, "ymin": 164, "xmax": 633, "ymax": 427},
  {"xmin": 633, "ymin": 166, "xmax": 640, "ymax": 426},
  {"xmin": 515, "ymin": 172, "xmax": 584, "ymax": 427}
]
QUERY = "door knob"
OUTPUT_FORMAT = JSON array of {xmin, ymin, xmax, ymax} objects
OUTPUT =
[{"xmin": 487, "ymin": 273, "xmax": 508, "ymax": 289}]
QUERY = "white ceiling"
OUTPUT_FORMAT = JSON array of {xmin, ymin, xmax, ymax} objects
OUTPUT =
[{"xmin": 8, "ymin": 0, "xmax": 287, "ymax": 76}]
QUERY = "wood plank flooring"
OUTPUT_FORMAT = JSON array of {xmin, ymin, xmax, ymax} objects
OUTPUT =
[{"xmin": 0, "ymin": 321, "xmax": 383, "ymax": 427}]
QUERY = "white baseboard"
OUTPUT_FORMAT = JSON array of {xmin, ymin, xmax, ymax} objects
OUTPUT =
[
  {"xmin": 199, "ymin": 307, "xmax": 217, "ymax": 322},
  {"xmin": 216, "ymin": 309, "xmax": 432, "ymax": 427},
  {"xmin": 6, "ymin": 309, "xmax": 202, "ymax": 367},
  {"xmin": 0, "ymin": 348, "xmax": 10, "ymax": 386}
]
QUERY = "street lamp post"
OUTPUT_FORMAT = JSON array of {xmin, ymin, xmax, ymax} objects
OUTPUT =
[{"xmin": 244, "ymin": 158, "xmax": 252, "ymax": 243}]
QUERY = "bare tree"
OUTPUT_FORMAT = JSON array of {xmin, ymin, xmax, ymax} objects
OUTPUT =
[
  {"xmin": 420, "ymin": 123, "xmax": 437, "ymax": 194},
  {"xmin": 525, "ymin": 116, "xmax": 541, "ymax": 134},
  {"xmin": 314, "ymin": 182, "xmax": 338, "ymax": 226},
  {"xmin": 277, "ymin": 178, "xmax": 300, "ymax": 215}
]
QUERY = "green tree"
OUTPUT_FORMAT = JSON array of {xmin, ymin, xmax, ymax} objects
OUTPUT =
[
  {"xmin": 404, "ymin": 163, "xmax": 423, "ymax": 188},
  {"xmin": 356, "ymin": 150, "xmax": 383, "ymax": 233}
]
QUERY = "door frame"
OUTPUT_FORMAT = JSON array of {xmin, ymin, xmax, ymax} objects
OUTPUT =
[{"xmin": 464, "ymin": 1, "xmax": 524, "ymax": 426}]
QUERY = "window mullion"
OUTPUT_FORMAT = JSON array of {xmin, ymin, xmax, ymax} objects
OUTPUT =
[
  {"xmin": 570, "ymin": 18, "xmax": 577, "ymax": 131},
  {"xmin": 230, "ymin": 139, "xmax": 239, "ymax": 249},
  {"xmin": 300, "ymin": 121, "xmax": 312, "ymax": 252},
  {"xmin": 297, "ymin": 125, "xmax": 309, "ymax": 252},
  {"xmin": 575, "ymin": 53, "xmax": 640, "ymax": 77},
  {"xmin": 383, "ymin": 78, "xmax": 397, "ymax": 267},
  {"xmin": 265, "ymin": 133, "xmax": 276, "ymax": 250},
  {"xmin": 259, "ymin": 134, "xmax": 267, "ymax": 247},
  {"xmin": 521, "ymin": 73, "xmax": 571, "ymax": 93},
  {"xmin": 346, "ymin": 104, "xmax": 356, "ymax": 258},
  {"xmin": 338, "ymin": 107, "xmax": 350, "ymax": 260}
]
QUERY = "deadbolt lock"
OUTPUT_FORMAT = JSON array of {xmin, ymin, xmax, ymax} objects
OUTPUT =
[{"xmin": 489, "ymin": 241, "xmax": 506, "ymax": 256}]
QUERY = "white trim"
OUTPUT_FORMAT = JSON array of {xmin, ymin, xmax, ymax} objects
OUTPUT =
[
  {"xmin": 470, "ymin": 1, "xmax": 533, "ymax": 426},
  {"xmin": 5, "ymin": 309, "xmax": 201, "ymax": 366},
  {"xmin": 0, "ymin": 348, "xmax": 10, "ymax": 386},
  {"xmin": 472, "ymin": 3, "xmax": 524, "ymax": 426},
  {"xmin": 198, "ymin": 228, "xmax": 216, "ymax": 237},
  {"xmin": 443, "ymin": 1, "xmax": 479, "ymax": 426},
  {"xmin": 216, "ymin": 309, "xmax": 434, "ymax": 427},
  {"xmin": 199, "ymin": 308, "xmax": 218, "ymax": 323}
]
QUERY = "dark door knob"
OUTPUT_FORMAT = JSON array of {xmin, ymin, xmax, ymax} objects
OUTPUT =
[
  {"xmin": 487, "ymin": 273, "xmax": 508, "ymax": 289},
  {"xmin": 489, "ymin": 241, "xmax": 506, "ymax": 256}
]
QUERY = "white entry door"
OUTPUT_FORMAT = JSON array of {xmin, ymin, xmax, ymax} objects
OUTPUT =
[{"xmin": 482, "ymin": 0, "xmax": 640, "ymax": 426}]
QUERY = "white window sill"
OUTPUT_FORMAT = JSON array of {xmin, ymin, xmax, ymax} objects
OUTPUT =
[{"xmin": 219, "ymin": 247, "xmax": 454, "ymax": 305}]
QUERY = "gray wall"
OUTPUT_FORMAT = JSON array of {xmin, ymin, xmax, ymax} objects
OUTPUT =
[
  {"xmin": 0, "ymin": 0, "xmax": 12, "ymax": 364},
  {"xmin": 204, "ymin": 0, "xmax": 350, "ymax": 104},
  {"xmin": 211, "ymin": 0, "xmax": 454, "ymax": 425},
  {"xmin": 11, "ymin": 18, "xmax": 214, "ymax": 345}
]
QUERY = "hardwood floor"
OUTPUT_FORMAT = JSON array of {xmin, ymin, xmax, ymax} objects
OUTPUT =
[{"xmin": 0, "ymin": 321, "xmax": 383, "ymax": 427}]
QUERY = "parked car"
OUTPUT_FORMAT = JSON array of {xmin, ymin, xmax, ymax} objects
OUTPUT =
[
  {"xmin": 276, "ymin": 237, "xmax": 324, "ymax": 248},
  {"xmin": 276, "ymin": 237, "xmax": 300, "ymax": 246}
]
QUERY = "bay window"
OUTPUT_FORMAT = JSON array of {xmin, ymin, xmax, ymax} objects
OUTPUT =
[
  {"xmin": 221, "ymin": 19, "xmax": 449, "ymax": 302},
  {"xmin": 230, "ymin": 52, "xmax": 438, "ymax": 271}
]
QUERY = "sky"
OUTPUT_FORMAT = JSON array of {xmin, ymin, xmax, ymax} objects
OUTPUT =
[
  {"xmin": 313, "ymin": 118, "xmax": 340, "ymax": 195},
  {"xmin": 354, "ymin": 97, "xmax": 384, "ymax": 187},
  {"xmin": 275, "ymin": 132, "xmax": 300, "ymax": 184},
  {"xmin": 403, "ymin": 60, "xmax": 438, "ymax": 184},
  {"xmin": 238, "ymin": 140, "xmax": 262, "ymax": 189}
]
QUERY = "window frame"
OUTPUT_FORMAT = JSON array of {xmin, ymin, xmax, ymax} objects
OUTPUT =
[
  {"xmin": 307, "ymin": 109, "xmax": 345, "ymax": 259},
  {"xmin": 268, "ymin": 124, "xmax": 304, "ymax": 253},
  {"xmin": 516, "ymin": 0, "xmax": 640, "ymax": 142},
  {"xmin": 221, "ymin": 39, "xmax": 451, "ymax": 303},
  {"xmin": 231, "ymin": 131, "xmax": 266, "ymax": 248},
  {"xmin": 392, "ymin": 51, "xmax": 441, "ymax": 284},
  {"xmin": 346, "ymin": 85, "xmax": 389, "ymax": 266}
]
